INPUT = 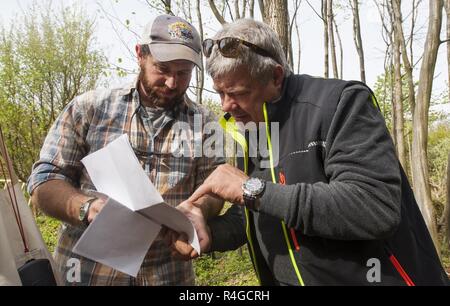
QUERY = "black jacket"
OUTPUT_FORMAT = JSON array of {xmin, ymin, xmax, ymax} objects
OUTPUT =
[{"xmin": 209, "ymin": 74, "xmax": 449, "ymax": 286}]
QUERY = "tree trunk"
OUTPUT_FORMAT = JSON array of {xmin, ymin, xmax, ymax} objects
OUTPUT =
[
  {"xmin": 196, "ymin": 0, "xmax": 204, "ymax": 105},
  {"xmin": 412, "ymin": 0, "xmax": 443, "ymax": 254},
  {"xmin": 262, "ymin": 0, "xmax": 290, "ymax": 61},
  {"xmin": 288, "ymin": 0, "xmax": 302, "ymax": 71},
  {"xmin": 327, "ymin": 0, "xmax": 338, "ymax": 78},
  {"xmin": 294, "ymin": 8, "xmax": 301, "ymax": 73},
  {"xmin": 258, "ymin": 0, "xmax": 265, "ymax": 19},
  {"xmin": 333, "ymin": 18, "xmax": 343, "ymax": 79},
  {"xmin": 235, "ymin": 0, "xmax": 241, "ymax": 19},
  {"xmin": 444, "ymin": 0, "xmax": 450, "ymax": 248},
  {"xmin": 391, "ymin": 0, "xmax": 416, "ymax": 115},
  {"xmin": 350, "ymin": 0, "xmax": 366, "ymax": 83},
  {"xmin": 249, "ymin": 0, "xmax": 255, "ymax": 18},
  {"xmin": 410, "ymin": 0, "xmax": 418, "ymax": 67},
  {"xmin": 241, "ymin": 0, "xmax": 248, "ymax": 18},
  {"xmin": 392, "ymin": 9, "xmax": 407, "ymax": 170},
  {"xmin": 445, "ymin": 0, "xmax": 450, "ymax": 105},
  {"xmin": 375, "ymin": 0, "xmax": 394, "ymax": 124},
  {"xmin": 322, "ymin": 0, "xmax": 329, "ymax": 78}
]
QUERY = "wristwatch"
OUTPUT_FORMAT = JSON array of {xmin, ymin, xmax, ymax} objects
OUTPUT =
[
  {"xmin": 79, "ymin": 197, "xmax": 97, "ymax": 226},
  {"xmin": 242, "ymin": 178, "xmax": 266, "ymax": 211}
]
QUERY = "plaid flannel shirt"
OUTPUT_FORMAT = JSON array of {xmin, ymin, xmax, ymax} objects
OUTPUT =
[{"xmin": 27, "ymin": 80, "xmax": 224, "ymax": 285}]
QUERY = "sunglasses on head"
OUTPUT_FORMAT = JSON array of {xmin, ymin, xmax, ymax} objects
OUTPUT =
[{"xmin": 202, "ymin": 37, "xmax": 278, "ymax": 62}]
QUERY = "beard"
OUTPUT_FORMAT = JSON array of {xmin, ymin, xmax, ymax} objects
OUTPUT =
[{"xmin": 138, "ymin": 68, "xmax": 185, "ymax": 110}]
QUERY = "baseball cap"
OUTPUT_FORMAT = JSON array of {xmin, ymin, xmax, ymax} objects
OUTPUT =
[{"xmin": 140, "ymin": 15, "xmax": 202, "ymax": 69}]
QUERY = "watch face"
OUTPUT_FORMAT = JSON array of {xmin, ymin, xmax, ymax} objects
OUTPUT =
[
  {"xmin": 246, "ymin": 178, "xmax": 264, "ymax": 194},
  {"xmin": 79, "ymin": 203, "xmax": 87, "ymax": 221}
]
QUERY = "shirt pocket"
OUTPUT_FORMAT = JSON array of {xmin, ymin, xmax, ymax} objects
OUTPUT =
[
  {"xmin": 153, "ymin": 125, "xmax": 196, "ymax": 196},
  {"xmin": 154, "ymin": 154, "xmax": 194, "ymax": 195}
]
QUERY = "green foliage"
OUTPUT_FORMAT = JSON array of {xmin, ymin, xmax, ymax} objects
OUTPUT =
[
  {"xmin": 194, "ymin": 247, "xmax": 258, "ymax": 286},
  {"xmin": 35, "ymin": 214, "xmax": 60, "ymax": 253},
  {"xmin": 0, "ymin": 1, "xmax": 107, "ymax": 181},
  {"xmin": 203, "ymin": 98, "xmax": 223, "ymax": 118},
  {"xmin": 428, "ymin": 122, "xmax": 450, "ymax": 272},
  {"xmin": 373, "ymin": 67, "xmax": 413, "ymax": 132},
  {"xmin": 428, "ymin": 122, "xmax": 450, "ymax": 208}
]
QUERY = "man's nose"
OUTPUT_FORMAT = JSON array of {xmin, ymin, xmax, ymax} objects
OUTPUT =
[
  {"xmin": 165, "ymin": 75, "xmax": 177, "ymax": 89},
  {"xmin": 221, "ymin": 95, "xmax": 236, "ymax": 113}
]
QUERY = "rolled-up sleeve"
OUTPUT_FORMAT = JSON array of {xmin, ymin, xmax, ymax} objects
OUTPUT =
[{"xmin": 27, "ymin": 96, "xmax": 90, "ymax": 195}]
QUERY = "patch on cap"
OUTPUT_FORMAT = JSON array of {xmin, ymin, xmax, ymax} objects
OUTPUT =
[{"xmin": 168, "ymin": 22, "xmax": 194, "ymax": 42}]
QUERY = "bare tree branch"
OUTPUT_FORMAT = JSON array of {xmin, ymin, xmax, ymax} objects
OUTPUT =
[
  {"xmin": 226, "ymin": 0, "xmax": 235, "ymax": 21},
  {"xmin": 288, "ymin": 0, "xmax": 302, "ymax": 71},
  {"xmin": 350, "ymin": 0, "xmax": 366, "ymax": 83},
  {"xmin": 305, "ymin": 0, "xmax": 325, "ymax": 21},
  {"xmin": 160, "ymin": 0, "xmax": 175, "ymax": 15},
  {"xmin": 208, "ymin": 0, "xmax": 227, "ymax": 24},
  {"xmin": 96, "ymin": 1, "xmax": 136, "ymax": 62},
  {"xmin": 196, "ymin": 0, "xmax": 204, "ymax": 104},
  {"xmin": 143, "ymin": 0, "xmax": 167, "ymax": 14}
]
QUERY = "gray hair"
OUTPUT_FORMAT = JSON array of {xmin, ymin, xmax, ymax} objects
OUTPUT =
[{"xmin": 206, "ymin": 19, "xmax": 291, "ymax": 83}]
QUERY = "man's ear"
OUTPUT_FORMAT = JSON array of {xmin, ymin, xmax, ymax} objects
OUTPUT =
[
  {"xmin": 136, "ymin": 45, "xmax": 144, "ymax": 64},
  {"xmin": 273, "ymin": 65, "xmax": 284, "ymax": 90}
]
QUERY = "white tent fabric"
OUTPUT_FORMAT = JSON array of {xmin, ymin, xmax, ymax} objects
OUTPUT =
[
  {"xmin": 0, "ymin": 129, "xmax": 61, "ymax": 286},
  {"xmin": 0, "ymin": 210, "xmax": 22, "ymax": 285}
]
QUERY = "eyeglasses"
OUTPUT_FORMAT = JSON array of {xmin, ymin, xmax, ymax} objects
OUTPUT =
[{"xmin": 202, "ymin": 37, "xmax": 278, "ymax": 62}]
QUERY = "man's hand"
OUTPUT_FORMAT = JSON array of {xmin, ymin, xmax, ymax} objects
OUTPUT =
[
  {"xmin": 188, "ymin": 164, "xmax": 248, "ymax": 205},
  {"xmin": 164, "ymin": 201, "xmax": 212, "ymax": 260}
]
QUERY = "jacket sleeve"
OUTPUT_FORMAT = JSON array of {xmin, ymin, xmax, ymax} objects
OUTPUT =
[
  {"xmin": 259, "ymin": 85, "xmax": 402, "ymax": 240},
  {"xmin": 208, "ymin": 204, "xmax": 247, "ymax": 252}
]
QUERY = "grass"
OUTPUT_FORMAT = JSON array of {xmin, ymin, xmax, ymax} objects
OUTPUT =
[
  {"xmin": 35, "ymin": 214, "xmax": 60, "ymax": 253},
  {"xmin": 194, "ymin": 248, "xmax": 258, "ymax": 286}
]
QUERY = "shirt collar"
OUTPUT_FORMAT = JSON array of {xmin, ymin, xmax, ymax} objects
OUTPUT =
[{"xmin": 265, "ymin": 74, "xmax": 296, "ymax": 121}]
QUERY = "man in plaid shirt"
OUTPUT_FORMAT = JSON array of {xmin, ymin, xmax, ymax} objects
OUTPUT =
[{"xmin": 27, "ymin": 15, "xmax": 224, "ymax": 286}]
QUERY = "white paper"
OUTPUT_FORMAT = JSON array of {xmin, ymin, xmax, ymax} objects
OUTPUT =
[
  {"xmin": 81, "ymin": 135, "xmax": 163, "ymax": 211},
  {"xmin": 73, "ymin": 134, "xmax": 199, "ymax": 277},
  {"xmin": 73, "ymin": 198, "xmax": 161, "ymax": 277}
]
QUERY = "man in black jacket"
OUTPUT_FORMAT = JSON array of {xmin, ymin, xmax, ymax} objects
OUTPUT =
[{"xmin": 172, "ymin": 19, "xmax": 449, "ymax": 285}]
